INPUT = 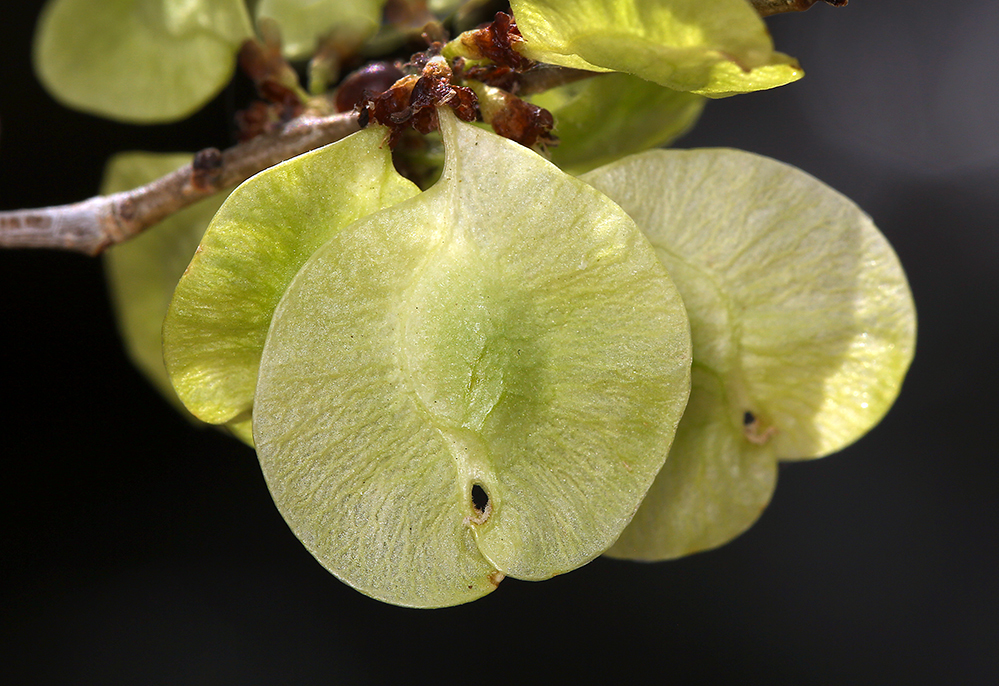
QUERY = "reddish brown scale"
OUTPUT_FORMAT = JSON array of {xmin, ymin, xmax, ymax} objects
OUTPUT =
[
  {"xmin": 235, "ymin": 37, "xmax": 304, "ymax": 140},
  {"xmin": 410, "ymin": 108, "xmax": 439, "ymax": 136},
  {"xmin": 237, "ymin": 39, "xmax": 274, "ymax": 86},
  {"xmin": 407, "ymin": 59, "xmax": 455, "ymax": 116},
  {"xmin": 362, "ymin": 74, "xmax": 418, "ymax": 145},
  {"xmin": 235, "ymin": 101, "xmax": 273, "ymax": 141},
  {"xmin": 449, "ymin": 86, "xmax": 479, "ymax": 122},
  {"xmin": 406, "ymin": 47, "xmax": 436, "ymax": 76},
  {"xmin": 360, "ymin": 57, "xmax": 479, "ymax": 147},
  {"xmin": 459, "ymin": 12, "xmax": 534, "ymax": 72},
  {"xmin": 335, "ymin": 62, "xmax": 406, "ymax": 113},
  {"xmin": 238, "ymin": 39, "xmax": 302, "ymax": 108},
  {"xmin": 490, "ymin": 95, "xmax": 556, "ymax": 148},
  {"xmin": 259, "ymin": 81, "xmax": 304, "ymax": 114}
]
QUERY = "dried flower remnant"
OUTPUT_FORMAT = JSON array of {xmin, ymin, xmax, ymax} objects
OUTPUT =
[
  {"xmin": 479, "ymin": 86, "xmax": 556, "ymax": 148},
  {"xmin": 235, "ymin": 28, "xmax": 307, "ymax": 140},
  {"xmin": 449, "ymin": 12, "xmax": 554, "ymax": 95},
  {"xmin": 360, "ymin": 55, "xmax": 478, "ymax": 146},
  {"xmin": 455, "ymin": 12, "xmax": 534, "ymax": 72}
]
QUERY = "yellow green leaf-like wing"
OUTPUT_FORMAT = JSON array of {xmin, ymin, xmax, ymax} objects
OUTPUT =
[
  {"xmin": 528, "ymin": 72, "xmax": 705, "ymax": 175},
  {"xmin": 34, "ymin": 0, "xmax": 252, "ymax": 123},
  {"xmin": 583, "ymin": 149, "xmax": 916, "ymax": 559},
  {"xmin": 607, "ymin": 366, "xmax": 777, "ymax": 560},
  {"xmin": 255, "ymin": 0, "xmax": 388, "ymax": 60},
  {"xmin": 163, "ymin": 126, "xmax": 420, "ymax": 443},
  {"xmin": 253, "ymin": 108, "xmax": 691, "ymax": 606},
  {"xmin": 510, "ymin": 0, "xmax": 802, "ymax": 96}
]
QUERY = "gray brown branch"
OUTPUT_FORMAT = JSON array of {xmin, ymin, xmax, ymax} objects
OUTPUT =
[
  {"xmin": 751, "ymin": 0, "xmax": 847, "ymax": 17},
  {"xmin": 0, "ymin": 110, "xmax": 361, "ymax": 256}
]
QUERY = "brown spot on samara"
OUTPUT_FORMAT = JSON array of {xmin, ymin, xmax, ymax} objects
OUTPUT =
[{"xmin": 743, "ymin": 410, "xmax": 778, "ymax": 445}]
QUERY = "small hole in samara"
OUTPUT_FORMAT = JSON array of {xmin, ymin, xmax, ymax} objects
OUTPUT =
[{"xmin": 471, "ymin": 484, "xmax": 489, "ymax": 514}]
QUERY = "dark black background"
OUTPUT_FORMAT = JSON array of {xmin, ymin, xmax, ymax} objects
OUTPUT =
[{"xmin": 2, "ymin": 2, "xmax": 997, "ymax": 684}]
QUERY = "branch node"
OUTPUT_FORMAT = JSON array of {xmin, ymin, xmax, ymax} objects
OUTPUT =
[
  {"xmin": 0, "ymin": 112, "xmax": 360, "ymax": 254},
  {"xmin": 191, "ymin": 148, "xmax": 224, "ymax": 191}
]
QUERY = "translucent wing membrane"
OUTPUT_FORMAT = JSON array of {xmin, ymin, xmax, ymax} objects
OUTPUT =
[
  {"xmin": 510, "ymin": 0, "xmax": 802, "ymax": 96},
  {"xmin": 252, "ymin": 109, "xmax": 691, "ymax": 606},
  {"xmin": 164, "ymin": 126, "xmax": 420, "ymax": 443},
  {"xmin": 582, "ymin": 149, "xmax": 915, "ymax": 559},
  {"xmin": 34, "ymin": 0, "xmax": 252, "ymax": 122}
]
